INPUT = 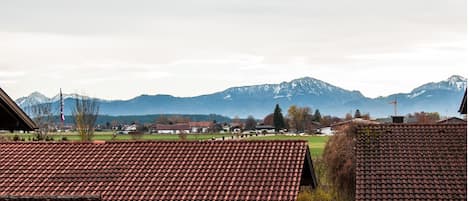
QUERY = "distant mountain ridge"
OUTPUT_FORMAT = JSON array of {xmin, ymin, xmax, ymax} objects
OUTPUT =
[{"xmin": 16, "ymin": 75, "xmax": 467, "ymax": 118}]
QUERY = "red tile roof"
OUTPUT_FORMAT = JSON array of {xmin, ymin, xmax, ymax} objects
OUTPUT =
[
  {"xmin": 0, "ymin": 141, "xmax": 316, "ymax": 201},
  {"xmin": 154, "ymin": 123, "xmax": 190, "ymax": 130},
  {"xmin": 0, "ymin": 195, "xmax": 101, "ymax": 201},
  {"xmin": 189, "ymin": 122, "xmax": 213, "ymax": 128},
  {"xmin": 355, "ymin": 124, "xmax": 467, "ymax": 201}
]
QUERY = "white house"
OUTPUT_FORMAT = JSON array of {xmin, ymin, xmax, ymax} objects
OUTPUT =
[{"xmin": 154, "ymin": 123, "xmax": 191, "ymax": 134}]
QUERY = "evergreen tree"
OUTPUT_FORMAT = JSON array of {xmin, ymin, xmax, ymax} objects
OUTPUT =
[
  {"xmin": 273, "ymin": 104, "xmax": 285, "ymax": 131},
  {"xmin": 354, "ymin": 109, "xmax": 362, "ymax": 118},
  {"xmin": 313, "ymin": 109, "xmax": 321, "ymax": 122}
]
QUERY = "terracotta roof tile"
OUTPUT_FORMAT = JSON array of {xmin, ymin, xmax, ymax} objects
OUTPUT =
[
  {"xmin": 155, "ymin": 123, "xmax": 190, "ymax": 130},
  {"xmin": 188, "ymin": 122, "xmax": 213, "ymax": 128},
  {"xmin": 355, "ymin": 124, "xmax": 466, "ymax": 201},
  {"xmin": 0, "ymin": 140, "xmax": 314, "ymax": 201}
]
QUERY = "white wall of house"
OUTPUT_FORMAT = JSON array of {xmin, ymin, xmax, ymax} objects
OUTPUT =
[
  {"xmin": 157, "ymin": 130, "xmax": 190, "ymax": 134},
  {"xmin": 256, "ymin": 129, "xmax": 276, "ymax": 134},
  {"xmin": 191, "ymin": 127, "xmax": 210, "ymax": 133},
  {"xmin": 319, "ymin": 127, "xmax": 333, "ymax": 135}
]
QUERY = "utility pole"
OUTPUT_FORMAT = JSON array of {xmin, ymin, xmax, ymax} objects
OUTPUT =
[{"xmin": 389, "ymin": 97, "xmax": 397, "ymax": 116}]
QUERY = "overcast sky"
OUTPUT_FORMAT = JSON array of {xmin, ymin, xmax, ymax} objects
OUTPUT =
[{"xmin": 0, "ymin": 0, "xmax": 467, "ymax": 100}]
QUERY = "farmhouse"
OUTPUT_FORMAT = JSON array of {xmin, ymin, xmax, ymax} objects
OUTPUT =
[
  {"xmin": 154, "ymin": 123, "xmax": 190, "ymax": 134},
  {"xmin": 0, "ymin": 140, "xmax": 317, "ymax": 201},
  {"xmin": 0, "ymin": 88, "xmax": 37, "ymax": 132},
  {"xmin": 189, "ymin": 121, "xmax": 213, "ymax": 133},
  {"xmin": 355, "ymin": 124, "xmax": 466, "ymax": 200}
]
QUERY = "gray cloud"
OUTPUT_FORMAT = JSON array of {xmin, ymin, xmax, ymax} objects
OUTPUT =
[{"xmin": 0, "ymin": 0, "xmax": 466, "ymax": 99}]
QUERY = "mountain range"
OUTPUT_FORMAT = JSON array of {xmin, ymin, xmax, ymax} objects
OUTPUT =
[{"xmin": 15, "ymin": 75, "xmax": 467, "ymax": 118}]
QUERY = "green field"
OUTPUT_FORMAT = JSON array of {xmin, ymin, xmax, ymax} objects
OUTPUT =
[
  {"xmin": 2, "ymin": 132, "xmax": 329, "ymax": 157},
  {"xmin": 1, "ymin": 132, "xmax": 226, "ymax": 141},
  {"xmin": 246, "ymin": 135, "xmax": 329, "ymax": 157}
]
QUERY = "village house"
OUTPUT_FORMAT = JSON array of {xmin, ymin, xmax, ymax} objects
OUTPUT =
[
  {"xmin": 0, "ymin": 140, "xmax": 317, "ymax": 201},
  {"xmin": 317, "ymin": 126, "xmax": 332, "ymax": 135},
  {"xmin": 254, "ymin": 125, "xmax": 275, "ymax": 134},
  {"xmin": 354, "ymin": 124, "xmax": 466, "ymax": 200},
  {"xmin": 188, "ymin": 121, "xmax": 213, "ymax": 133},
  {"xmin": 153, "ymin": 123, "xmax": 190, "ymax": 134}
]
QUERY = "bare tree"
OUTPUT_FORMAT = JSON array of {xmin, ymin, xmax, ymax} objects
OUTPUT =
[
  {"xmin": 72, "ymin": 96, "xmax": 100, "ymax": 141},
  {"xmin": 288, "ymin": 105, "xmax": 312, "ymax": 132},
  {"xmin": 30, "ymin": 102, "xmax": 54, "ymax": 140},
  {"xmin": 244, "ymin": 115, "xmax": 257, "ymax": 130}
]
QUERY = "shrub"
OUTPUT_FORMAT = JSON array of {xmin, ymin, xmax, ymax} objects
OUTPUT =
[
  {"xmin": 178, "ymin": 131, "xmax": 188, "ymax": 141},
  {"xmin": 323, "ymin": 125, "xmax": 356, "ymax": 201},
  {"xmin": 13, "ymin": 135, "xmax": 20, "ymax": 141},
  {"xmin": 297, "ymin": 189, "xmax": 333, "ymax": 201},
  {"xmin": 61, "ymin": 136, "xmax": 68, "ymax": 141},
  {"xmin": 297, "ymin": 190, "xmax": 314, "ymax": 201},
  {"xmin": 129, "ymin": 131, "xmax": 144, "ymax": 140}
]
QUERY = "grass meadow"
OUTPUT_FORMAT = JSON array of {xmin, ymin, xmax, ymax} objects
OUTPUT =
[{"xmin": 3, "ymin": 131, "xmax": 329, "ymax": 157}]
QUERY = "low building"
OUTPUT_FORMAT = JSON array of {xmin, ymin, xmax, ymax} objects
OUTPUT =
[
  {"xmin": 0, "ymin": 140, "xmax": 317, "ymax": 201},
  {"xmin": 255, "ymin": 125, "xmax": 275, "ymax": 134},
  {"xmin": 355, "ymin": 124, "xmax": 466, "ymax": 200},
  {"xmin": 189, "ymin": 121, "xmax": 213, "ymax": 133},
  {"xmin": 318, "ymin": 126, "xmax": 332, "ymax": 135},
  {"xmin": 154, "ymin": 123, "xmax": 190, "ymax": 134},
  {"xmin": 0, "ymin": 88, "xmax": 37, "ymax": 132}
]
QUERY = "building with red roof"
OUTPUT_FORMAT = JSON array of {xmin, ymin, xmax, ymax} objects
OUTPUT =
[
  {"xmin": 0, "ymin": 140, "xmax": 317, "ymax": 201},
  {"xmin": 355, "ymin": 124, "xmax": 466, "ymax": 200}
]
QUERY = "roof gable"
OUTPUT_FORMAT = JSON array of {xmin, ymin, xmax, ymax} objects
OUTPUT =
[
  {"xmin": 355, "ymin": 124, "xmax": 467, "ymax": 200},
  {"xmin": 459, "ymin": 89, "xmax": 467, "ymax": 114},
  {"xmin": 0, "ymin": 140, "xmax": 316, "ymax": 201},
  {"xmin": 0, "ymin": 88, "xmax": 37, "ymax": 131}
]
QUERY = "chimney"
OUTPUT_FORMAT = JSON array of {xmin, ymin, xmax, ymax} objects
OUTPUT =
[{"xmin": 391, "ymin": 116, "xmax": 404, "ymax": 123}]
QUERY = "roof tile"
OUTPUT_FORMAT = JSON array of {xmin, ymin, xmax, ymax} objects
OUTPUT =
[
  {"xmin": 355, "ymin": 124, "xmax": 466, "ymax": 201},
  {"xmin": 0, "ymin": 140, "xmax": 312, "ymax": 201}
]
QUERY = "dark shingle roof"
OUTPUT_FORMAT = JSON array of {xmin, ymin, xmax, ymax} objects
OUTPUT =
[
  {"xmin": 355, "ymin": 124, "xmax": 466, "ymax": 201},
  {"xmin": 0, "ymin": 141, "xmax": 316, "ymax": 201}
]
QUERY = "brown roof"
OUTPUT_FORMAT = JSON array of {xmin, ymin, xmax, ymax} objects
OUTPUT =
[
  {"xmin": 155, "ymin": 123, "xmax": 190, "ymax": 130},
  {"xmin": 355, "ymin": 124, "xmax": 467, "ymax": 201},
  {"xmin": 188, "ymin": 121, "xmax": 213, "ymax": 128},
  {"xmin": 0, "ymin": 88, "xmax": 37, "ymax": 131},
  {"xmin": 0, "ymin": 141, "xmax": 316, "ymax": 201}
]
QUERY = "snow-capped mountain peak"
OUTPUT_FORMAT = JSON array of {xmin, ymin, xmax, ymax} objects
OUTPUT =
[
  {"xmin": 412, "ymin": 75, "xmax": 467, "ymax": 93},
  {"xmin": 218, "ymin": 76, "xmax": 364, "ymax": 100},
  {"xmin": 15, "ymin": 91, "xmax": 50, "ymax": 107}
]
